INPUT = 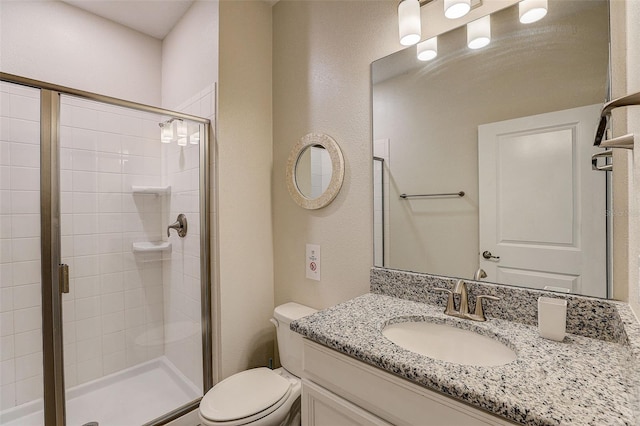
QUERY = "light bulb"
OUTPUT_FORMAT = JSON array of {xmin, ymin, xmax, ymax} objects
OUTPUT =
[
  {"xmin": 467, "ymin": 15, "xmax": 491, "ymax": 49},
  {"xmin": 190, "ymin": 131, "xmax": 200, "ymax": 145},
  {"xmin": 398, "ymin": 0, "xmax": 421, "ymax": 46},
  {"xmin": 417, "ymin": 37, "xmax": 437, "ymax": 61},
  {"xmin": 444, "ymin": 0, "xmax": 470, "ymax": 19},
  {"xmin": 176, "ymin": 120, "xmax": 188, "ymax": 138},
  {"xmin": 160, "ymin": 123, "xmax": 172, "ymax": 144},
  {"xmin": 189, "ymin": 123, "xmax": 200, "ymax": 145},
  {"xmin": 519, "ymin": 0, "xmax": 547, "ymax": 24},
  {"xmin": 177, "ymin": 137, "xmax": 187, "ymax": 147}
]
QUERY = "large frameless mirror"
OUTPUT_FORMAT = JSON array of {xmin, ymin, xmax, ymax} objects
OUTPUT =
[{"xmin": 372, "ymin": 0, "xmax": 611, "ymax": 298}]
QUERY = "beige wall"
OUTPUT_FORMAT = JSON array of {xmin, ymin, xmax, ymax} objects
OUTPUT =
[
  {"xmin": 610, "ymin": 1, "xmax": 631, "ymax": 304},
  {"xmin": 272, "ymin": 0, "xmax": 399, "ymax": 310},
  {"xmin": 610, "ymin": 0, "xmax": 639, "ymax": 317},
  {"xmin": 218, "ymin": 0, "xmax": 274, "ymax": 379},
  {"xmin": 625, "ymin": 0, "xmax": 640, "ymax": 318}
]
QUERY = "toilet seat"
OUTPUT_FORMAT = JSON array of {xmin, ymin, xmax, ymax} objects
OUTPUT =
[{"xmin": 199, "ymin": 368, "xmax": 293, "ymax": 426}]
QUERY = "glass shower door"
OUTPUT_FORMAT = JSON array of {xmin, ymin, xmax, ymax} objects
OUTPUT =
[
  {"xmin": 57, "ymin": 94, "xmax": 206, "ymax": 425},
  {"xmin": 0, "ymin": 73, "xmax": 212, "ymax": 425},
  {"xmin": 0, "ymin": 82, "xmax": 46, "ymax": 426}
]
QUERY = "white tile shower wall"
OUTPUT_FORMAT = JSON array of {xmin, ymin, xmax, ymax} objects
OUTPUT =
[
  {"xmin": 0, "ymin": 82, "xmax": 43, "ymax": 410},
  {"xmin": 59, "ymin": 96, "xmax": 165, "ymax": 390},
  {"xmin": 162, "ymin": 85, "xmax": 214, "ymax": 392},
  {"xmin": 310, "ymin": 147, "xmax": 332, "ymax": 199},
  {"xmin": 0, "ymin": 83, "xmax": 212, "ymax": 411}
]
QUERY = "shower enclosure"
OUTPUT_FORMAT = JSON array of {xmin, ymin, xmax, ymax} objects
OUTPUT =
[{"xmin": 0, "ymin": 73, "xmax": 213, "ymax": 425}]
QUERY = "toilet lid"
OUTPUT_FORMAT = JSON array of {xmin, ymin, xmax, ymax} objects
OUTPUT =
[{"xmin": 200, "ymin": 368, "xmax": 292, "ymax": 422}]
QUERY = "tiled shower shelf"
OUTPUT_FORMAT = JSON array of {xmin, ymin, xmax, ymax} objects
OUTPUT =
[
  {"xmin": 132, "ymin": 241, "xmax": 172, "ymax": 252},
  {"xmin": 131, "ymin": 185, "xmax": 171, "ymax": 195}
]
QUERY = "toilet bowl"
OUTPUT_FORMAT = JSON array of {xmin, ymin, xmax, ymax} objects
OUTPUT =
[
  {"xmin": 198, "ymin": 303, "xmax": 317, "ymax": 426},
  {"xmin": 198, "ymin": 368, "xmax": 301, "ymax": 426}
]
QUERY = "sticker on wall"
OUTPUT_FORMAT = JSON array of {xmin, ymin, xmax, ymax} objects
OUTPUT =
[{"xmin": 306, "ymin": 244, "xmax": 321, "ymax": 281}]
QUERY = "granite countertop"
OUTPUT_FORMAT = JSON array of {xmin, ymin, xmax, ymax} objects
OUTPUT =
[{"xmin": 291, "ymin": 292, "xmax": 637, "ymax": 426}]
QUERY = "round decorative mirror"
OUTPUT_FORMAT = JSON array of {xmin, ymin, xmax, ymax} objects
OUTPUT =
[{"xmin": 286, "ymin": 133, "xmax": 345, "ymax": 210}]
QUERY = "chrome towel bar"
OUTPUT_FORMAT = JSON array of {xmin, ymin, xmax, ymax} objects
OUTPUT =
[
  {"xmin": 600, "ymin": 133, "xmax": 634, "ymax": 149},
  {"xmin": 592, "ymin": 150, "xmax": 612, "ymax": 172},
  {"xmin": 594, "ymin": 91, "xmax": 640, "ymax": 147},
  {"xmin": 400, "ymin": 191, "xmax": 465, "ymax": 199}
]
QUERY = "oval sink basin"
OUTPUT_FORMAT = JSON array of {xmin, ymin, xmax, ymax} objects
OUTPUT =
[{"xmin": 382, "ymin": 321, "xmax": 516, "ymax": 367}]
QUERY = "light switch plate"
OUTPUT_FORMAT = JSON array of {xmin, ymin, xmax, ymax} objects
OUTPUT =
[{"xmin": 306, "ymin": 244, "xmax": 320, "ymax": 281}]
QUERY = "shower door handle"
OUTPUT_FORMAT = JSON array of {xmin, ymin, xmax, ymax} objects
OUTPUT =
[{"xmin": 59, "ymin": 264, "xmax": 69, "ymax": 294}]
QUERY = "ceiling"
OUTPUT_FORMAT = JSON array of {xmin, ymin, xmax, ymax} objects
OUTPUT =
[{"xmin": 61, "ymin": 0, "xmax": 196, "ymax": 40}]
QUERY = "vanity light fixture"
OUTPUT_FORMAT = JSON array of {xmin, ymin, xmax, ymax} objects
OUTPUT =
[
  {"xmin": 160, "ymin": 118, "xmax": 192, "ymax": 145},
  {"xmin": 467, "ymin": 15, "xmax": 491, "ymax": 49},
  {"xmin": 417, "ymin": 37, "xmax": 438, "ymax": 61},
  {"xmin": 519, "ymin": 0, "xmax": 547, "ymax": 24},
  {"xmin": 398, "ymin": 0, "xmax": 421, "ymax": 46},
  {"xmin": 407, "ymin": 0, "xmax": 539, "ymax": 60},
  {"xmin": 444, "ymin": 0, "xmax": 471, "ymax": 19}
]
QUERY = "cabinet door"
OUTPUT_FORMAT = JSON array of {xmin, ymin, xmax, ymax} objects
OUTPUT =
[
  {"xmin": 303, "ymin": 340, "xmax": 517, "ymax": 426},
  {"xmin": 302, "ymin": 380, "xmax": 391, "ymax": 426}
]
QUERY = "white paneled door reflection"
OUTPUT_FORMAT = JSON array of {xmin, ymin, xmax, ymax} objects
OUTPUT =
[{"xmin": 478, "ymin": 104, "xmax": 606, "ymax": 298}]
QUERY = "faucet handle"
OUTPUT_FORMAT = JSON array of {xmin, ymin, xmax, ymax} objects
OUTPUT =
[
  {"xmin": 433, "ymin": 288, "xmax": 456, "ymax": 315},
  {"xmin": 167, "ymin": 214, "xmax": 188, "ymax": 238},
  {"xmin": 470, "ymin": 295, "xmax": 500, "ymax": 322}
]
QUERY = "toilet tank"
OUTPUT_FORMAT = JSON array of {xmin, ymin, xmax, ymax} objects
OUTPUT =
[{"xmin": 273, "ymin": 302, "xmax": 317, "ymax": 377}]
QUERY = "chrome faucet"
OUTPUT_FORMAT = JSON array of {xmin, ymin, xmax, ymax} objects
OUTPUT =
[
  {"xmin": 453, "ymin": 279, "xmax": 469, "ymax": 317},
  {"xmin": 473, "ymin": 268, "xmax": 487, "ymax": 281},
  {"xmin": 434, "ymin": 280, "xmax": 499, "ymax": 322}
]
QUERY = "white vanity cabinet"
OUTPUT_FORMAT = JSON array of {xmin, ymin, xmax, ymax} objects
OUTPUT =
[
  {"xmin": 301, "ymin": 340, "xmax": 517, "ymax": 426},
  {"xmin": 302, "ymin": 380, "xmax": 392, "ymax": 426}
]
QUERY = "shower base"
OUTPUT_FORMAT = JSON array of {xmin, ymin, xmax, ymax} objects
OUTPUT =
[{"xmin": 0, "ymin": 356, "xmax": 201, "ymax": 426}]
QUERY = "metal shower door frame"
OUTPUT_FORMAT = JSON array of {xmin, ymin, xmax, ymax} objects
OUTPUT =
[{"xmin": 0, "ymin": 72, "xmax": 215, "ymax": 426}]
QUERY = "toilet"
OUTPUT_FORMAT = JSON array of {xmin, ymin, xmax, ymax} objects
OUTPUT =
[{"xmin": 198, "ymin": 302, "xmax": 317, "ymax": 426}]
